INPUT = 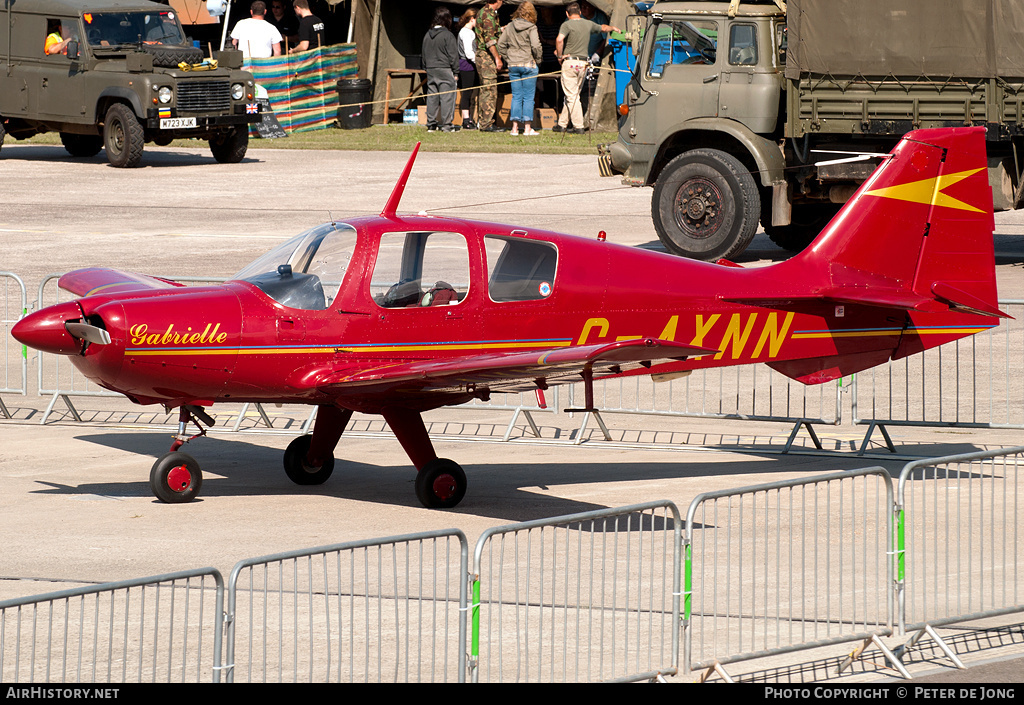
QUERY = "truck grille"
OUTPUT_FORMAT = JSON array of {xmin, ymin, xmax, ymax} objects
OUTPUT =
[{"xmin": 177, "ymin": 81, "xmax": 231, "ymax": 113}]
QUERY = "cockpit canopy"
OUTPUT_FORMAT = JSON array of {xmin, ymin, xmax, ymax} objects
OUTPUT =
[{"xmin": 232, "ymin": 222, "xmax": 357, "ymax": 310}]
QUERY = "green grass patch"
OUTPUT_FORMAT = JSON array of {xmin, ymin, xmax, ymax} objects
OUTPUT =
[{"xmin": 24, "ymin": 124, "xmax": 616, "ymax": 155}]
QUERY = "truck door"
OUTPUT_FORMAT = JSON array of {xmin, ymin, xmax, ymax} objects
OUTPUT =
[
  {"xmin": 719, "ymin": 21, "xmax": 781, "ymax": 134},
  {"xmin": 636, "ymin": 19, "xmax": 720, "ymax": 141}
]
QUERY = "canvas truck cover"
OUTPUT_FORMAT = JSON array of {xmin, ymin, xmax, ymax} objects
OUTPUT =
[{"xmin": 785, "ymin": 0, "xmax": 1024, "ymax": 79}]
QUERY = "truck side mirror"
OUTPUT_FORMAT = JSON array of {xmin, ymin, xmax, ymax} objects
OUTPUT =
[{"xmin": 66, "ymin": 39, "xmax": 79, "ymax": 61}]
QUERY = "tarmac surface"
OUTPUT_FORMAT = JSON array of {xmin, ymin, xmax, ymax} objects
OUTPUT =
[{"xmin": 1, "ymin": 140, "xmax": 1023, "ymax": 684}]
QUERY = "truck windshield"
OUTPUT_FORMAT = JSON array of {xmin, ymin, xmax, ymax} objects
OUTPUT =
[{"xmin": 83, "ymin": 11, "xmax": 187, "ymax": 47}]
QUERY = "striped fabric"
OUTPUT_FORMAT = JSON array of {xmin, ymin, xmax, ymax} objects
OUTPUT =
[{"xmin": 245, "ymin": 43, "xmax": 359, "ymax": 133}]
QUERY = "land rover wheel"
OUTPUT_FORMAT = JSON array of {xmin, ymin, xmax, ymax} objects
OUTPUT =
[
  {"xmin": 103, "ymin": 104, "xmax": 144, "ymax": 168},
  {"xmin": 0, "ymin": 118, "xmax": 5, "ymax": 153},
  {"xmin": 651, "ymin": 148, "xmax": 760, "ymax": 261},
  {"xmin": 209, "ymin": 127, "xmax": 248, "ymax": 164},
  {"xmin": 60, "ymin": 132, "xmax": 103, "ymax": 158}
]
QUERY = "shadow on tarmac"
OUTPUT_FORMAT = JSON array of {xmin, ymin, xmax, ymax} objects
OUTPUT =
[{"xmin": 34, "ymin": 429, "xmax": 977, "ymax": 521}]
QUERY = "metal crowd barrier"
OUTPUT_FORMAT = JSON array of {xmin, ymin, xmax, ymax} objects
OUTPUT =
[
  {"xmin": 565, "ymin": 364, "xmax": 842, "ymax": 448},
  {"xmin": 470, "ymin": 501, "xmax": 682, "ymax": 683},
  {"xmin": 682, "ymin": 469, "xmax": 901, "ymax": 681},
  {"xmin": 894, "ymin": 446, "xmax": 1024, "ymax": 665},
  {"xmin": 0, "ymin": 569, "xmax": 224, "ymax": 683},
  {"xmin": 853, "ymin": 300, "xmax": 1024, "ymax": 453},
  {"xmin": 224, "ymin": 530, "xmax": 469, "ymax": 683},
  {"xmin": 0, "ymin": 272, "xmax": 27, "ymax": 418}
]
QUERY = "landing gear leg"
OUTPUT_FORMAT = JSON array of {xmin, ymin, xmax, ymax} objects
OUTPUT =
[
  {"xmin": 382, "ymin": 407, "xmax": 467, "ymax": 509},
  {"xmin": 150, "ymin": 405, "xmax": 214, "ymax": 503},
  {"xmin": 284, "ymin": 405, "xmax": 352, "ymax": 485}
]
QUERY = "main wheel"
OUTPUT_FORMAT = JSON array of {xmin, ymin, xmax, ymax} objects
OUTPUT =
[
  {"xmin": 283, "ymin": 434, "xmax": 334, "ymax": 485},
  {"xmin": 414, "ymin": 458, "xmax": 467, "ymax": 509},
  {"xmin": 209, "ymin": 127, "xmax": 248, "ymax": 164},
  {"xmin": 61, "ymin": 132, "xmax": 103, "ymax": 157},
  {"xmin": 651, "ymin": 148, "xmax": 760, "ymax": 261},
  {"xmin": 103, "ymin": 103, "xmax": 144, "ymax": 168},
  {"xmin": 0, "ymin": 117, "xmax": 5, "ymax": 154},
  {"xmin": 151, "ymin": 452, "xmax": 202, "ymax": 503}
]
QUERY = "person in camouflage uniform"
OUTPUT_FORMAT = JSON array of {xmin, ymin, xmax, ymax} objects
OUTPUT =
[{"xmin": 474, "ymin": 0, "xmax": 504, "ymax": 131}]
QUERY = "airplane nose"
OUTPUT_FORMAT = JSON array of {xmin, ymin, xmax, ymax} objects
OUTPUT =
[{"xmin": 12, "ymin": 301, "xmax": 88, "ymax": 356}]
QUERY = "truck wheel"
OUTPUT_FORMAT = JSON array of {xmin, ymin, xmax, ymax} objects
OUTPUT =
[
  {"xmin": 763, "ymin": 204, "xmax": 841, "ymax": 253},
  {"xmin": 103, "ymin": 104, "xmax": 144, "ymax": 168},
  {"xmin": 209, "ymin": 127, "xmax": 248, "ymax": 164},
  {"xmin": 60, "ymin": 132, "xmax": 103, "ymax": 157},
  {"xmin": 652, "ymin": 149, "xmax": 760, "ymax": 261},
  {"xmin": 0, "ymin": 118, "xmax": 5, "ymax": 154}
]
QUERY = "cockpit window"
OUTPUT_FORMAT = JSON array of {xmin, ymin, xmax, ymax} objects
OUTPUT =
[
  {"xmin": 232, "ymin": 222, "xmax": 357, "ymax": 310},
  {"xmin": 484, "ymin": 235, "xmax": 557, "ymax": 302},
  {"xmin": 370, "ymin": 231, "xmax": 470, "ymax": 308},
  {"xmin": 83, "ymin": 11, "xmax": 187, "ymax": 47}
]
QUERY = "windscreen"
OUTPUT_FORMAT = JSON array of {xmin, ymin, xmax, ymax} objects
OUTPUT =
[
  {"xmin": 232, "ymin": 222, "xmax": 358, "ymax": 310},
  {"xmin": 83, "ymin": 11, "xmax": 187, "ymax": 47}
]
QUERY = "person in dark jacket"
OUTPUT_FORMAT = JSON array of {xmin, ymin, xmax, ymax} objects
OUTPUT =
[{"xmin": 422, "ymin": 7, "xmax": 461, "ymax": 132}]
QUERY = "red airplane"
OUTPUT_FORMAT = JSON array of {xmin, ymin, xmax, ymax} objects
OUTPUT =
[{"xmin": 13, "ymin": 127, "xmax": 1005, "ymax": 508}]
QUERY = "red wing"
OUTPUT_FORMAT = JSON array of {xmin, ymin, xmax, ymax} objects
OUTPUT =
[
  {"xmin": 59, "ymin": 268, "xmax": 183, "ymax": 298},
  {"xmin": 315, "ymin": 338, "xmax": 717, "ymax": 396}
]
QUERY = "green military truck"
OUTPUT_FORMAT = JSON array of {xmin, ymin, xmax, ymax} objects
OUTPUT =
[
  {"xmin": 601, "ymin": 0, "xmax": 1024, "ymax": 260},
  {"xmin": 0, "ymin": 0, "xmax": 260, "ymax": 167}
]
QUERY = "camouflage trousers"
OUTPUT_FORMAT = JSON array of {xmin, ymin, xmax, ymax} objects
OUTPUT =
[{"xmin": 475, "ymin": 51, "xmax": 498, "ymax": 128}]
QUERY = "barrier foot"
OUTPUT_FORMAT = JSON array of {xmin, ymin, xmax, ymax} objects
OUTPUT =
[
  {"xmin": 232, "ymin": 402, "xmax": 275, "ymax": 432},
  {"xmin": 503, "ymin": 407, "xmax": 542, "ymax": 442},
  {"xmin": 857, "ymin": 422, "xmax": 897, "ymax": 456},
  {"xmin": 697, "ymin": 662, "xmax": 734, "ymax": 683},
  {"xmin": 301, "ymin": 406, "xmax": 318, "ymax": 434},
  {"xmin": 572, "ymin": 409, "xmax": 612, "ymax": 445},
  {"xmin": 838, "ymin": 634, "xmax": 912, "ymax": 679},
  {"xmin": 893, "ymin": 625, "xmax": 966, "ymax": 670},
  {"xmin": 0, "ymin": 395, "xmax": 10, "ymax": 419},
  {"xmin": 782, "ymin": 420, "xmax": 822, "ymax": 453},
  {"xmin": 40, "ymin": 393, "xmax": 81, "ymax": 424}
]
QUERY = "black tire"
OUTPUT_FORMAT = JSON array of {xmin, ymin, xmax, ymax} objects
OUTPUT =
[
  {"xmin": 60, "ymin": 132, "xmax": 103, "ymax": 157},
  {"xmin": 283, "ymin": 434, "xmax": 334, "ymax": 485},
  {"xmin": 103, "ymin": 103, "xmax": 144, "ymax": 168},
  {"xmin": 763, "ymin": 204, "xmax": 841, "ymax": 253},
  {"xmin": 651, "ymin": 148, "xmax": 761, "ymax": 261},
  {"xmin": 209, "ymin": 127, "xmax": 248, "ymax": 164},
  {"xmin": 150, "ymin": 452, "xmax": 202, "ymax": 503},
  {"xmin": 141, "ymin": 45, "xmax": 204, "ymax": 68},
  {"xmin": 414, "ymin": 458, "xmax": 467, "ymax": 509},
  {"xmin": 0, "ymin": 118, "xmax": 5, "ymax": 154}
]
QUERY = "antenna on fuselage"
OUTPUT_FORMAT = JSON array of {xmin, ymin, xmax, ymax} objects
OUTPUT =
[{"xmin": 381, "ymin": 142, "xmax": 421, "ymax": 218}]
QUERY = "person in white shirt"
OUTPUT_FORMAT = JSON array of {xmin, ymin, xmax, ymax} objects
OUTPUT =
[{"xmin": 231, "ymin": 1, "xmax": 283, "ymax": 59}]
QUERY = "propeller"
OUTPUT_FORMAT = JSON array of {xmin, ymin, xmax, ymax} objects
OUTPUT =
[{"xmin": 65, "ymin": 321, "xmax": 111, "ymax": 346}]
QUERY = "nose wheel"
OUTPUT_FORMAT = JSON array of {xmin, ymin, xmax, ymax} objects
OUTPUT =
[
  {"xmin": 283, "ymin": 434, "xmax": 335, "ymax": 485},
  {"xmin": 150, "ymin": 452, "xmax": 202, "ymax": 503},
  {"xmin": 414, "ymin": 459, "xmax": 467, "ymax": 509}
]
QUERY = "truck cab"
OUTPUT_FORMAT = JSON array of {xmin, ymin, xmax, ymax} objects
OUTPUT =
[{"xmin": 604, "ymin": 2, "xmax": 790, "ymax": 260}]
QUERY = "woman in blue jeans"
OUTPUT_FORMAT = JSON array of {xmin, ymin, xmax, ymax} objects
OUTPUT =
[{"xmin": 497, "ymin": 1, "xmax": 542, "ymax": 136}]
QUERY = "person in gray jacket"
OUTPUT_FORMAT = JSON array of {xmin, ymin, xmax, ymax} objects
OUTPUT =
[
  {"xmin": 497, "ymin": 1, "xmax": 543, "ymax": 136},
  {"xmin": 422, "ymin": 6, "xmax": 460, "ymax": 132}
]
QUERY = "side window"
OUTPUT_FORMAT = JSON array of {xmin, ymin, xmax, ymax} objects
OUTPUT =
[
  {"xmin": 729, "ymin": 24, "xmax": 758, "ymax": 66},
  {"xmin": 371, "ymin": 232, "xmax": 470, "ymax": 308},
  {"xmin": 646, "ymin": 20, "xmax": 718, "ymax": 78},
  {"xmin": 485, "ymin": 236, "xmax": 557, "ymax": 303},
  {"xmin": 776, "ymin": 22, "xmax": 787, "ymax": 64},
  {"xmin": 44, "ymin": 18, "xmax": 79, "ymax": 58}
]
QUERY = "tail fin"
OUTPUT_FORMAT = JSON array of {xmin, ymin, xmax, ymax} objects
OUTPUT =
[{"xmin": 798, "ymin": 126, "xmax": 1001, "ymax": 318}]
